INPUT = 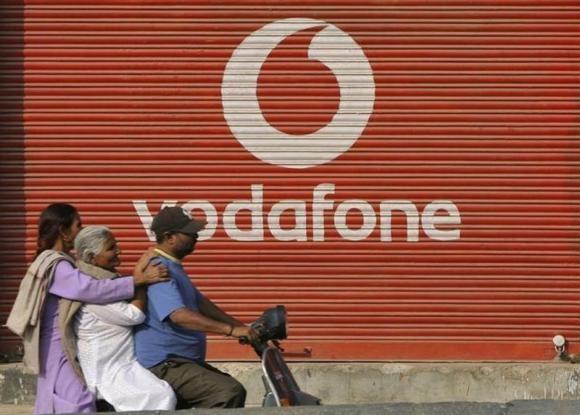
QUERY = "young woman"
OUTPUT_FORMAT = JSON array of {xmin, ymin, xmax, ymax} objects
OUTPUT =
[
  {"xmin": 73, "ymin": 226, "xmax": 176, "ymax": 411},
  {"xmin": 7, "ymin": 203, "xmax": 169, "ymax": 414}
]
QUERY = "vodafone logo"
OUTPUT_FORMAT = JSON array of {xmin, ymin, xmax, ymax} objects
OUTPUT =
[
  {"xmin": 134, "ymin": 19, "xmax": 461, "ymax": 244},
  {"xmin": 222, "ymin": 18, "xmax": 375, "ymax": 169}
]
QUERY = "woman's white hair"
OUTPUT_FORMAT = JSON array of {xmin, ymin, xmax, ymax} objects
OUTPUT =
[{"xmin": 74, "ymin": 225, "xmax": 113, "ymax": 263}]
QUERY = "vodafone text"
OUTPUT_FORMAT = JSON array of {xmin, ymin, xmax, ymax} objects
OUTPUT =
[{"xmin": 134, "ymin": 184, "xmax": 461, "ymax": 243}]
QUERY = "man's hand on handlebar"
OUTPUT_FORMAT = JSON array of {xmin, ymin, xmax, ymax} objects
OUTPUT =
[{"xmin": 231, "ymin": 325, "xmax": 259, "ymax": 344}]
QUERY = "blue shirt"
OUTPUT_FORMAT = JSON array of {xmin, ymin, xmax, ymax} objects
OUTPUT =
[{"xmin": 135, "ymin": 255, "xmax": 207, "ymax": 368}]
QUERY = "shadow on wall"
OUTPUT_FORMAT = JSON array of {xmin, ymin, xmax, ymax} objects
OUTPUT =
[{"xmin": 0, "ymin": 0, "xmax": 26, "ymax": 362}]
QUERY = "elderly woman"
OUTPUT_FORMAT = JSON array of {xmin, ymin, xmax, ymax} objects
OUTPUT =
[
  {"xmin": 7, "ymin": 203, "xmax": 169, "ymax": 414},
  {"xmin": 73, "ymin": 226, "xmax": 176, "ymax": 411}
]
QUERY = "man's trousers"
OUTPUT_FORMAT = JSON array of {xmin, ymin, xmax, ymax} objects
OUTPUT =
[{"xmin": 149, "ymin": 357, "xmax": 247, "ymax": 409}]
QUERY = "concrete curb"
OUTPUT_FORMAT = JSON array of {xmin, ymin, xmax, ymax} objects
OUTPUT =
[
  {"xmin": 4, "ymin": 361, "xmax": 580, "ymax": 407},
  {"xmin": 0, "ymin": 364, "xmax": 35, "ymax": 405}
]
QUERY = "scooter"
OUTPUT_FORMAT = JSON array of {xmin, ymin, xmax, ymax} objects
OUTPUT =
[
  {"xmin": 248, "ymin": 305, "xmax": 322, "ymax": 407},
  {"xmin": 97, "ymin": 305, "xmax": 320, "ymax": 411}
]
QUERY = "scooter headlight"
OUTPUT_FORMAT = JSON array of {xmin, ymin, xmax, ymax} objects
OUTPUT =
[{"xmin": 252, "ymin": 305, "xmax": 288, "ymax": 342}]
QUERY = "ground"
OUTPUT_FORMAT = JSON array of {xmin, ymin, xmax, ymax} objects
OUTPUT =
[{"xmin": 0, "ymin": 404, "xmax": 33, "ymax": 415}]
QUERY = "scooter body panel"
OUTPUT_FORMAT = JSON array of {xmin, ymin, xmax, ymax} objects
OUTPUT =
[{"xmin": 260, "ymin": 346, "xmax": 321, "ymax": 406}]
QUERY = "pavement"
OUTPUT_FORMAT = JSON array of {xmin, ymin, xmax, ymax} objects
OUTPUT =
[{"xmin": 4, "ymin": 401, "xmax": 580, "ymax": 415}]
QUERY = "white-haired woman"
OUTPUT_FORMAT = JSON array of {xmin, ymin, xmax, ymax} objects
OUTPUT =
[{"xmin": 73, "ymin": 226, "xmax": 176, "ymax": 411}]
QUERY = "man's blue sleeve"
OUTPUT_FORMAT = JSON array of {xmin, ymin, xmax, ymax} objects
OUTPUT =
[{"xmin": 148, "ymin": 279, "xmax": 185, "ymax": 321}]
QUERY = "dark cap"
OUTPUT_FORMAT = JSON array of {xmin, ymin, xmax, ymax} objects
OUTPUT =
[{"xmin": 151, "ymin": 206, "xmax": 207, "ymax": 238}]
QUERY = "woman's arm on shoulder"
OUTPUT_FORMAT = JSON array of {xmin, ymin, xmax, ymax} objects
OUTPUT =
[
  {"xmin": 49, "ymin": 260, "xmax": 134, "ymax": 303},
  {"xmin": 130, "ymin": 287, "xmax": 147, "ymax": 312},
  {"xmin": 84, "ymin": 302, "xmax": 146, "ymax": 326}
]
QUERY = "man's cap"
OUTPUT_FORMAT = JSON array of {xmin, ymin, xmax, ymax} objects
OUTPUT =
[{"xmin": 151, "ymin": 206, "xmax": 207, "ymax": 237}]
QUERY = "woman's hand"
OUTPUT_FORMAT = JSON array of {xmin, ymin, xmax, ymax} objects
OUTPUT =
[
  {"xmin": 134, "ymin": 247, "xmax": 157, "ymax": 271},
  {"xmin": 133, "ymin": 248, "xmax": 170, "ymax": 286},
  {"xmin": 134, "ymin": 263, "xmax": 169, "ymax": 286}
]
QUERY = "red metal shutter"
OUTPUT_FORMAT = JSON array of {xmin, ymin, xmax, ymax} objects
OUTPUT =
[{"xmin": 1, "ymin": 0, "xmax": 579, "ymax": 360}]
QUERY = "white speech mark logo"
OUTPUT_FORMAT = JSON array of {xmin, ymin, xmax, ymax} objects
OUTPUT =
[{"xmin": 222, "ymin": 18, "xmax": 375, "ymax": 169}]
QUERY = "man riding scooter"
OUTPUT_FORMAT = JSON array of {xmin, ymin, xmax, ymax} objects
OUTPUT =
[{"xmin": 134, "ymin": 207, "xmax": 259, "ymax": 409}]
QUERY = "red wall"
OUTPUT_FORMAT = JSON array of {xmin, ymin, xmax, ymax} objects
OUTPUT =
[{"xmin": 1, "ymin": 0, "xmax": 579, "ymax": 360}]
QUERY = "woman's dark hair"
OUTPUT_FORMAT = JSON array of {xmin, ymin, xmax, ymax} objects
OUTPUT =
[{"xmin": 36, "ymin": 203, "xmax": 79, "ymax": 257}]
